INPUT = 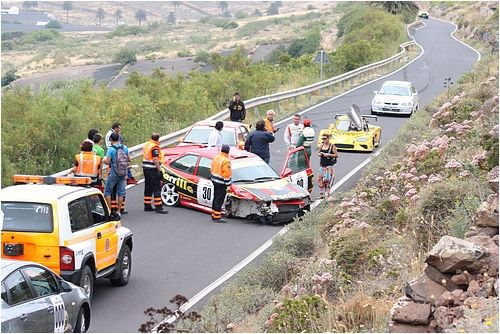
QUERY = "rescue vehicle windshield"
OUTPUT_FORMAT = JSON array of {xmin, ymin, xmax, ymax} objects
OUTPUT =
[
  {"xmin": 1, "ymin": 202, "xmax": 53, "ymax": 233},
  {"xmin": 184, "ymin": 127, "xmax": 237, "ymax": 145},
  {"xmin": 231, "ymin": 157, "xmax": 280, "ymax": 183}
]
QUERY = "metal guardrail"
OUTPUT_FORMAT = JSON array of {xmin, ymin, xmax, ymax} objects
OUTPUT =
[{"xmin": 53, "ymin": 21, "xmax": 423, "ymax": 177}]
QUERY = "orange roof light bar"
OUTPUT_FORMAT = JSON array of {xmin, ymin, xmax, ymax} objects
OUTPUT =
[{"xmin": 13, "ymin": 175, "xmax": 91, "ymax": 186}]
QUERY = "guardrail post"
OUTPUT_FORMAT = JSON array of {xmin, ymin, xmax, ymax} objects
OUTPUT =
[
  {"xmin": 275, "ymin": 101, "xmax": 280, "ymax": 114},
  {"xmin": 253, "ymin": 107, "xmax": 259, "ymax": 119},
  {"xmin": 308, "ymin": 93, "xmax": 312, "ymax": 104},
  {"xmin": 294, "ymin": 96, "xmax": 298, "ymax": 108}
]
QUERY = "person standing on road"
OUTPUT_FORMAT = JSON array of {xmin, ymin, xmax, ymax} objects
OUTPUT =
[
  {"xmin": 284, "ymin": 114, "xmax": 304, "ymax": 150},
  {"xmin": 208, "ymin": 121, "xmax": 224, "ymax": 148},
  {"xmin": 105, "ymin": 122, "xmax": 122, "ymax": 149},
  {"xmin": 228, "ymin": 92, "xmax": 246, "ymax": 122},
  {"xmin": 85, "ymin": 128, "xmax": 99, "ymax": 145},
  {"xmin": 103, "ymin": 132, "xmax": 131, "ymax": 218},
  {"xmin": 92, "ymin": 133, "xmax": 105, "ymax": 159},
  {"xmin": 317, "ymin": 134, "xmax": 338, "ymax": 199},
  {"xmin": 264, "ymin": 109, "xmax": 278, "ymax": 134},
  {"xmin": 142, "ymin": 133, "xmax": 169, "ymax": 214},
  {"xmin": 210, "ymin": 144, "xmax": 232, "ymax": 223},
  {"xmin": 244, "ymin": 120, "xmax": 275, "ymax": 164},
  {"xmin": 71, "ymin": 140, "xmax": 102, "ymax": 187},
  {"xmin": 296, "ymin": 119, "xmax": 316, "ymax": 159}
]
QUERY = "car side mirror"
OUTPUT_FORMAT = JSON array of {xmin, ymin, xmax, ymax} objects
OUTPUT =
[
  {"xmin": 60, "ymin": 280, "xmax": 72, "ymax": 292},
  {"xmin": 373, "ymin": 90, "xmax": 378, "ymax": 94},
  {"xmin": 108, "ymin": 211, "xmax": 121, "ymax": 222}
]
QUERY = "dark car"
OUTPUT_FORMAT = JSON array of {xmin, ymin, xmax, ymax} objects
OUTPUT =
[{"xmin": 418, "ymin": 11, "xmax": 429, "ymax": 19}]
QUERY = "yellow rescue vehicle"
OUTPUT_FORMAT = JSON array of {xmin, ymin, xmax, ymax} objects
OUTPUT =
[{"xmin": 1, "ymin": 175, "xmax": 133, "ymax": 300}]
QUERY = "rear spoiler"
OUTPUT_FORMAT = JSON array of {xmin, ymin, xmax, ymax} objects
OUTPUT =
[
  {"xmin": 361, "ymin": 115, "xmax": 378, "ymax": 121},
  {"xmin": 334, "ymin": 114, "xmax": 346, "ymax": 119}
]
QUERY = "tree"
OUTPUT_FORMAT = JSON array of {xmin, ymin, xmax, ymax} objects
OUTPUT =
[
  {"xmin": 114, "ymin": 9, "xmax": 123, "ymax": 25},
  {"xmin": 135, "ymin": 9, "xmax": 147, "ymax": 26},
  {"xmin": 114, "ymin": 47, "xmax": 137, "ymax": 65},
  {"xmin": 171, "ymin": 1, "xmax": 181, "ymax": 14},
  {"xmin": 371, "ymin": 1, "xmax": 419, "ymax": 17},
  {"xmin": 218, "ymin": 1, "xmax": 228, "ymax": 16},
  {"xmin": 267, "ymin": 2, "xmax": 281, "ymax": 16},
  {"xmin": 62, "ymin": 1, "xmax": 73, "ymax": 23},
  {"xmin": 1, "ymin": 69, "xmax": 20, "ymax": 87},
  {"xmin": 96, "ymin": 8, "xmax": 105, "ymax": 27},
  {"xmin": 167, "ymin": 12, "xmax": 176, "ymax": 24}
]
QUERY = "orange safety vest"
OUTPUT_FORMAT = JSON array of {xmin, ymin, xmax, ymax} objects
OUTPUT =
[
  {"xmin": 142, "ymin": 139, "xmax": 164, "ymax": 168},
  {"xmin": 265, "ymin": 118, "xmax": 274, "ymax": 133},
  {"xmin": 74, "ymin": 152, "xmax": 101, "ymax": 178},
  {"xmin": 210, "ymin": 152, "xmax": 232, "ymax": 185}
]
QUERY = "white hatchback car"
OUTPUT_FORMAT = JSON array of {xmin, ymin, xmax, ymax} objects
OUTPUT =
[{"xmin": 371, "ymin": 80, "xmax": 419, "ymax": 116}]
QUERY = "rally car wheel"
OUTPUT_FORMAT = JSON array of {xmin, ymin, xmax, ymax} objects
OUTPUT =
[
  {"xmin": 161, "ymin": 183, "xmax": 180, "ymax": 206},
  {"xmin": 74, "ymin": 307, "xmax": 88, "ymax": 333}
]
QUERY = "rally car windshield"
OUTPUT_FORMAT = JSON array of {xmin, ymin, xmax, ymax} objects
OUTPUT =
[
  {"xmin": 231, "ymin": 158, "xmax": 280, "ymax": 183},
  {"xmin": 183, "ymin": 127, "xmax": 236, "ymax": 145},
  {"xmin": 1, "ymin": 202, "xmax": 54, "ymax": 233},
  {"xmin": 378, "ymin": 86, "xmax": 411, "ymax": 96}
]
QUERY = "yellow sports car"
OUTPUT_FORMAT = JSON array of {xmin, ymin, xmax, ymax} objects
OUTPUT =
[{"xmin": 317, "ymin": 104, "xmax": 381, "ymax": 152}]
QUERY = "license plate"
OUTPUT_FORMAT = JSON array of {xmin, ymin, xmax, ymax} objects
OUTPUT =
[{"xmin": 3, "ymin": 243, "xmax": 24, "ymax": 256}]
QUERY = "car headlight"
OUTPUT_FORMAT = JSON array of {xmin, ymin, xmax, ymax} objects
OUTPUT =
[
  {"xmin": 356, "ymin": 137, "xmax": 369, "ymax": 142},
  {"xmin": 372, "ymin": 99, "xmax": 382, "ymax": 105}
]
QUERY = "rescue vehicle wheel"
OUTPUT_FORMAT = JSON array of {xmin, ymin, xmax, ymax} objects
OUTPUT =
[
  {"xmin": 79, "ymin": 266, "xmax": 93, "ymax": 300},
  {"xmin": 110, "ymin": 245, "xmax": 131, "ymax": 286},
  {"xmin": 161, "ymin": 183, "xmax": 180, "ymax": 206},
  {"xmin": 74, "ymin": 307, "xmax": 88, "ymax": 333}
]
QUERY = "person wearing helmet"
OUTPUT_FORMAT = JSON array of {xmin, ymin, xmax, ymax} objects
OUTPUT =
[{"xmin": 296, "ymin": 118, "xmax": 316, "ymax": 158}]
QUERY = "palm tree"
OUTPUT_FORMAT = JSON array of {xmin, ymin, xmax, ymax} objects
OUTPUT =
[
  {"xmin": 218, "ymin": 1, "xmax": 228, "ymax": 16},
  {"xmin": 171, "ymin": 1, "xmax": 181, "ymax": 14},
  {"xmin": 62, "ymin": 1, "xmax": 73, "ymax": 23},
  {"xmin": 96, "ymin": 8, "xmax": 105, "ymax": 27},
  {"xmin": 135, "ymin": 9, "xmax": 147, "ymax": 26},
  {"xmin": 114, "ymin": 9, "xmax": 123, "ymax": 25},
  {"xmin": 372, "ymin": 1, "xmax": 419, "ymax": 16}
]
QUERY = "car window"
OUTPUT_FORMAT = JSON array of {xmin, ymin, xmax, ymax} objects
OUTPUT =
[
  {"xmin": 87, "ymin": 194, "xmax": 107, "ymax": 225},
  {"xmin": 379, "ymin": 85, "xmax": 411, "ymax": 96},
  {"xmin": 196, "ymin": 157, "xmax": 212, "ymax": 179},
  {"xmin": 286, "ymin": 149, "xmax": 308, "ymax": 173},
  {"xmin": 170, "ymin": 155, "xmax": 198, "ymax": 174},
  {"xmin": 3, "ymin": 269, "xmax": 34, "ymax": 305},
  {"xmin": 239, "ymin": 126, "xmax": 249, "ymax": 141},
  {"xmin": 411, "ymin": 85, "xmax": 416, "ymax": 94},
  {"xmin": 1, "ymin": 283, "xmax": 7, "ymax": 303},
  {"xmin": 183, "ymin": 127, "xmax": 211, "ymax": 144},
  {"xmin": 220, "ymin": 129, "xmax": 237, "ymax": 146},
  {"xmin": 336, "ymin": 119, "xmax": 351, "ymax": 131},
  {"xmin": 68, "ymin": 198, "xmax": 91, "ymax": 232},
  {"xmin": 22, "ymin": 266, "xmax": 59, "ymax": 297},
  {"xmin": 232, "ymin": 157, "xmax": 279, "ymax": 182},
  {"xmin": 1, "ymin": 202, "xmax": 53, "ymax": 233}
]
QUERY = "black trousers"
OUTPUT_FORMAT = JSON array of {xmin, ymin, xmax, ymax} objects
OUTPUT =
[
  {"xmin": 212, "ymin": 182, "xmax": 227, "ymax": 219},
  {"xmin": 144, "ymin": 168, "xmax": 163, "ymax": 209}
]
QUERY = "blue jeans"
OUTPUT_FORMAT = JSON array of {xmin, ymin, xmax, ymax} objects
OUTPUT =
[{"xmin": 104, "ymin": 173, "xmax": 126, "ymax": 197}]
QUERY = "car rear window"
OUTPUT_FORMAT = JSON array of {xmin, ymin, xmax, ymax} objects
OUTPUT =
[
  {"xmin": 184, "ymin": 127, "xmax": 236, "ymax": 145},
  {"xmin": 379, "ymin": 85, "xmax": 411, "ymax": 96},
  {"xmin": 1, "ymin": 202, "xmax": 53, "ymax": 233}
]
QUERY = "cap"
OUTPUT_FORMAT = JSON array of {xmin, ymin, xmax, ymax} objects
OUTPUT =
[
  {"xmin": 303, "ymin": 119, "xmax": 311, "ymax": 126},
  {"xmin": 221, "ymin": 144, "xmax": 230, "ymax": 153}
]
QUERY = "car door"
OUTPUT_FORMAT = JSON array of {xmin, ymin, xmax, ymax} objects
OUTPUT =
[
  {"xmin": 279, "ymin": 146, "xmax": 313, "ymax": 193},
  {"xmin": 411, "ymin": 84, "xmax": 419, "ymax": 109},
  {"xmin": 195, "ymin": 157, "xmax": 215, "ymax": 208},
  {"xmin": 167, "ymin": 154, "xmax": 200, "ymax": 203},
  {"xmin": 87, "ymin": 194, "xmax": 118, "ymax": 271},
  {"xmin": 1, "ymin": 269, "xmax": 52, "ymax": 333},
  {"xmin": 21, "ymin": 266, "xmax": 65, "ymax": 333},
  {"xmin": 237, "ymin": 126, "xmax": 249, "ymax": 149}
]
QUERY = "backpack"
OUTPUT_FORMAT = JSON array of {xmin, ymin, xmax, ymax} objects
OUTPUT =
[{"xmin": 112, "ymin": 145, "xmax": 129, "ymax": 177}]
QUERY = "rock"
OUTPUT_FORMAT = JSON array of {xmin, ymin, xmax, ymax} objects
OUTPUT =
[
  {"xmin": 443, "ymin": 296, "xmax": 499, "ymax": 333},
  {"xmin": 494, "ymin": 278, "xmax": 498, "ymax": 296},
  {"xmin": 426, "ymin": 236, "xmax": 484, "ymax": 274},
  {"xmin": 465, "ymin": 225, "xmax": 499, "ymax": 238},
  {"xmin": 425, "ymin": 265, "xmax": 460, "ymax": 291},
  {"xmin": 477, "ymin": 278, "xmax": 495, "ymax": 298},
  {"xmin": 406, "ymin": 273, "xmax": 448, "ymax": 304},
  {"xmin": 451, "ymin": 271, "xmax": 473, "ymax": 286},
  {"xmin": 390, "ymin": 297, "xmax": 431, "ymax": 325},
  {"xmin": 465, "ymin": 235, "xmax": 499, "ymax": 276},
  {"xmin": 493, "ymin": 235, "xmax": 499, "ymax": 246},
  {"xmin": 388, "ymin": 321, "xmax": 435, "ymax": 333},
  {"xmin": 434, "ymin": 306, "xmax": 452, "ymax": 329},
  {"xmin": 451, "ymin": 289, "xmax": 465, "ymax": 305},
  {"xmin": 467, "ymin": 280, "xmax": 480, "ymax": 295},
  {"xmin": 436, "ymin": 291, "xmax": 454, "ymax": 307},
  {"xmin": 474, "ymin": 195, "xmax": 499, "ymax": 228}
]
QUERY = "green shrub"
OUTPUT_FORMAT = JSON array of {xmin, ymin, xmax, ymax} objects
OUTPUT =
[
  {"xmin": 287, "ymin": 28, "xmax": 321, "ymax": 58},
  {"xmin": 108, "ymin": 25, "xmax": 146, "ymax": 37},
  {"xmin": 1, "ymin": 40, "xmax": 15, "ymax": 51},
  {"xmin": 272, "ymin": 218, "xmax": 321, "ymax": 258},
  {"xmin": 270, "ymin": 295, "xmax": 326, "ymax": 332},
  {"xmin": 113, "ymin": 48, "xmax": 137, "ymax": 65},
  {"xmin": 1, "ymin": 69, "xmax": 19, "ymax": 87},
  {"xmin": 193, "ymin": 50, "xmax": 210, "ymax": 63},
  {"xmin": 45, "ymin": 20, "xmax": 62, "ymax": 29},
  {"xmin": 21, "ymin": 29, "xmax": 61, "ymax": 44},
  {"xmin": 1, "ymin": 31, "xmax": 24, "ymax": 40}
]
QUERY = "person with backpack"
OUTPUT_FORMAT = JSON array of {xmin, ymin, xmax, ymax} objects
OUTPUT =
[
  {"xmin": 103, "ymin": 132, "xmax": 131, "ymax": 217},
  {"xmin": 317, "ymin": 133, "xmax": 338, "ymax": 199},
  {"xmin": 142, "ymin": 133, "xmax": 169, "ymax": 214}
]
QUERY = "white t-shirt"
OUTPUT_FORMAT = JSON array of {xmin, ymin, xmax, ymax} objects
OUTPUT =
[{"xmin": 207, "ymin": 129, "xmax": 222, "ymax": 148}]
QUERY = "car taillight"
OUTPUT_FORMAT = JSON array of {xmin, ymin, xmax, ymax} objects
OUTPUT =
[{"xmin": 59, "ymin": 247, "xmax": 75, "ymax": 271}]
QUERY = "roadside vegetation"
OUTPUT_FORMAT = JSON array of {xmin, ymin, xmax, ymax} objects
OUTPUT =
[
  {"xmin": 164, "ymin": 4, "xmax": 498, "ymax": 332},
  {"xmin": 1, "ymin": 3, "xmax": 412, "ymax": 186}
]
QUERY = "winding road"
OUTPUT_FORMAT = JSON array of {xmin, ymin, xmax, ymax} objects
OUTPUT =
[{"xmin": 89, "ymin": 18, "xmax": 479, "ymax": 332}]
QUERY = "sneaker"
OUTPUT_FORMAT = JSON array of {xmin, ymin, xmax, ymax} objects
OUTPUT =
[
  {"xmin": 144, "ymin": 206, "xmax": 155, "ymax": 212},
  {"xmin": 156, "ymin": 208, "xmax": 169, "ymax": 214},
  {"xmin": 212, "ymin": 218, "xmax": 226, "ymax": 223},
  {"xmin": 120, "ymin": 209, "xmax": 128, "ymax": 215},
  {"xmin": 126, "ymin": 178, "xmax": 138, "ymax": 185}
]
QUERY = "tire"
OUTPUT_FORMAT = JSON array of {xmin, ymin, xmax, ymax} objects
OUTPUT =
[
  {"xmin": 161, "ymin": 182, "xmax": 180, "ymax": 206},
  {"xmin": 74, "ymin": 307, "xmax": 88, "ymax": 333},
  {"xmin": 371, "ymin": 108, "xmax": 377, "ymax": 116},
  {"xmin": 110, "ymin": 245, "xmax": 131, "ymax": 286},
  {"xmin": 79, "ymin": 266, "xmax": 93, "ymax": 300}
]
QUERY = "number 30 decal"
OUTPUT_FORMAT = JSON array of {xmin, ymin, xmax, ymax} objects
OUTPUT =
[{"xmin": 197, "ymin": 179, "xmax": 214, "ymax": 207}]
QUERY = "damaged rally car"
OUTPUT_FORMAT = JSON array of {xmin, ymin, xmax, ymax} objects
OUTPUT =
[
  {"xmin": 317, "ymin": 104, "xmax": 381, "ymax": 152},
  {"xmin": 160, "ymin": 147, "xmax": 312, "ymax": 224}
]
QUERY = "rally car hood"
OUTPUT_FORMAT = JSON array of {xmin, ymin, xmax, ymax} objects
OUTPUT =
[
  {"xmin": 162, "ymin": 144, "xmax": 205, "ymax": 161},
  {"xmin": 232, "ymin": 178, "xmax": 309, "ymax": 201}
]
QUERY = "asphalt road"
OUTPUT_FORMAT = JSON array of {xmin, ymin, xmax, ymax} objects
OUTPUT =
[{"xmin": 89, "ymin": 18, "xmax": 479, "ymax": 332}]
